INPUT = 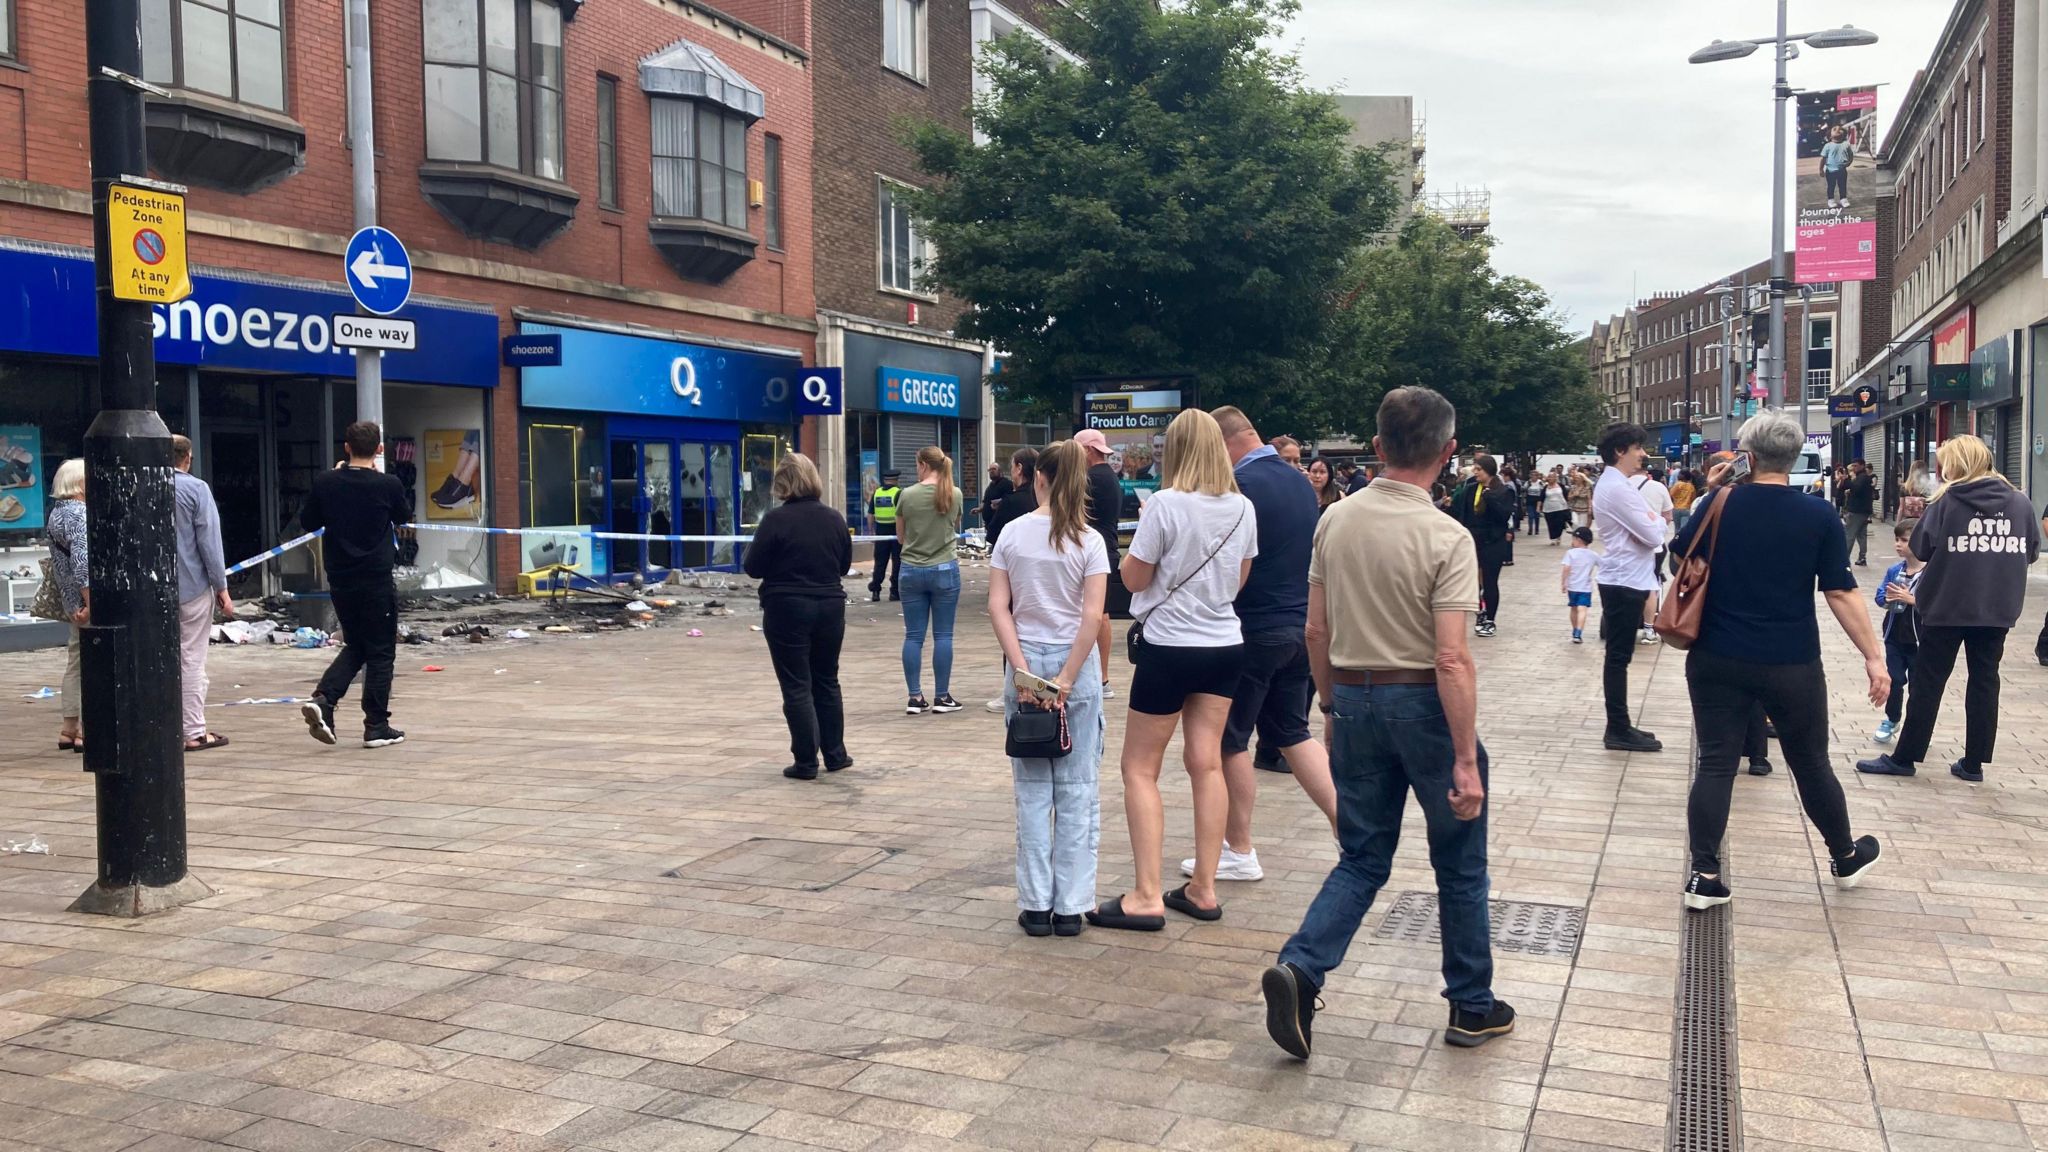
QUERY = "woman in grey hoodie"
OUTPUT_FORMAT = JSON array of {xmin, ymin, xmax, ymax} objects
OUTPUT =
[{"xmin": 1859, "ymin": 437, "xmax": 2041, "ymax": 783}]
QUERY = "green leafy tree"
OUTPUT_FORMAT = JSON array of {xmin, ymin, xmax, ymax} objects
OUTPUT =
[
  {"xmin": 1321, "ymin": 216, "xmax": 1606, "ymax": 454},
  {"xmin": 904, "ymin": 0, "xmax": 1397, "ymax": 422}
]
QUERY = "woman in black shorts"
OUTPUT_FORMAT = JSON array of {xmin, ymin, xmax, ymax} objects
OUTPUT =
[{"xmin": 1087, "ymin": 409, "xmax": 1259, "ymax": 931}]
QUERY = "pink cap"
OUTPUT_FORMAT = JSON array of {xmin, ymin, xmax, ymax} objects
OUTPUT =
[{"xmin": 1074, "ymin": 429, "xmax": 1111, "ymax": 454}]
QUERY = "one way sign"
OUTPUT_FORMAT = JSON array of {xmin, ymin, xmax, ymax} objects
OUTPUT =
[{"xmin": 344, "ymin": 226, "xmax": 413, "ymax": 316}]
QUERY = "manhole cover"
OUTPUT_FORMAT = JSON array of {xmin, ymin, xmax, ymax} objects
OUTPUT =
[
  {"xmin": 1372, "ymin": 892, "xmax": 1584, "ymax": 958},
  {"xmin": 666, "ymin": 838, "xmax": 895, "ymax": 891}
]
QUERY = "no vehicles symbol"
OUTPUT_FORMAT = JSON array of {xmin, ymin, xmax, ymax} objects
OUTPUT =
[{"xmin": 133, "ymin": 229, "xmax": 166, "ymax": 266}]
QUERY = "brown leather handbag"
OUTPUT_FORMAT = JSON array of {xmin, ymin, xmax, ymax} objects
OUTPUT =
[{"xmin": 1654, "ymin": 489, "xmax": 1727, "ymax": 650}]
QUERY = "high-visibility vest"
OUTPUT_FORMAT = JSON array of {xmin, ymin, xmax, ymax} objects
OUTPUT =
[{"xmin": 871, "ymin": 486, "xmax": 902, "ymax": 524}]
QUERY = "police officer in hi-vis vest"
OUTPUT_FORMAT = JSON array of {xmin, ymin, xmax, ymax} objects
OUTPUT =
[{"xmin": 867, "ymin": 468, "xmax": 903, "ymax": 602}]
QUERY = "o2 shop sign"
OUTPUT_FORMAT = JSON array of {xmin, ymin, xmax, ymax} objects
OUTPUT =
[{"xmin": 880, "ymin": 367, "xmax": 962, "ymax": 417}]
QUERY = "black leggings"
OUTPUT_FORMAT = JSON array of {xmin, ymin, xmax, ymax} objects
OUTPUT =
[
  {"xmin": 1478, "ymin": 557, "xmax": 1504, "ymax": 624},
  {"xmin": 1685, "ymin": 649, "xmax": 1855, "ymax": 875},
  {"xmin": 1894, "ymin": 625, "xmax": 2007, "ymax": 766}
]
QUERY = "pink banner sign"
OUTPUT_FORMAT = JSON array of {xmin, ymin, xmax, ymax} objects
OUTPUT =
[{"xmin": 1794, "ymin": 85, "xmax": 1880, "ymax": 283}]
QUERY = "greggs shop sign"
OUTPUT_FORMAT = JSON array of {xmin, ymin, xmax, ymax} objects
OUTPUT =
[{"xmin": 879, "ymin": 366, "xmax": 961, "ymax": 417}]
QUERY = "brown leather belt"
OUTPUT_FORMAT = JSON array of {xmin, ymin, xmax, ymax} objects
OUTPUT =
[{"xmin": 1332, "ymin": 668, "xmax": 1437, "ymax": 686}]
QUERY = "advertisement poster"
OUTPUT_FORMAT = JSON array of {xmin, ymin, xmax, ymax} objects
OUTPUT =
[
  {"xmin": 521, "ymin": 527, "xmax": 595, "ymax": 577},
  {"xmin": 1080, "ymin": 377, "xmax": 1191, "ymax": 519},
  {"xmin": 423, "ymin": 429, "xmax": 482, "ymax": 521},
  {"xmin": 1795, "ymin": 86, "xmax": 1880, "ymax": 283},
  {"xmin": 0, "ymin": 425, "xmax": 43, "ymax": 531},
  {"xmin": 858, "ymin": 449, "xmax": 880, "ymax": 524}
]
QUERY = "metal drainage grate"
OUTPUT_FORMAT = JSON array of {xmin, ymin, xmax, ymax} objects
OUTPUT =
[
  {"xmin": 666, "ymin": 838, "xmax": 896, "ymax": 892},
  {"xmin": 1670, "ymin": 898, "xmax": 1737, "ymax": 1152},
  {"xmin": 1372, "ymin": 892, "xmax": 1585, "ymax": 958}
]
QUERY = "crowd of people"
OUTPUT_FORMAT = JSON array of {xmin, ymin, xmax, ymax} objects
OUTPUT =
[{"xmin": 37, "ymin": 398, "xmax": 2048, "ymax": 1065}]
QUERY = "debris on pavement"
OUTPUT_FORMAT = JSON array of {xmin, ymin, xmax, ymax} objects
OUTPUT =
[
  {"xmin": 2, "ymin": 835, "xmax": 49, "ymax": 855},
  {"xmin": 21, "ymin": 687, "xmax": 56, "ymax": 700}
]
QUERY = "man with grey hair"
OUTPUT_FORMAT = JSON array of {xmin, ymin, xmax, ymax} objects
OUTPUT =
[
  {"xmin": 172, "ymin": 436, "xmax": 233, "ymax": 751},
  {"xmin": 1260, "ymin": 385, "xmax": 1511, "ymax": 1058}
]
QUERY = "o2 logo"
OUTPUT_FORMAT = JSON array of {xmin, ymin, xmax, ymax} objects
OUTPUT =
[{"xmin": 670, "ymin": 357, "xmax": 702, "ymax": 406}]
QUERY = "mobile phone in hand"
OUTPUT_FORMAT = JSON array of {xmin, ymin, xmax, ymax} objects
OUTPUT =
[
  {"xmin": 1013, "ymin": 669, "xmax": 1060, "ymax": 707},
  {"xmin": 1727, "ymin": 452, "xmax": 1752, "ymax": 484}
]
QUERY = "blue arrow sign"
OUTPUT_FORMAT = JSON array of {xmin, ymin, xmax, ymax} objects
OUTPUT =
[{"xmin": 344, "ymin": 226, "xmax": 413, "ymax": 316}]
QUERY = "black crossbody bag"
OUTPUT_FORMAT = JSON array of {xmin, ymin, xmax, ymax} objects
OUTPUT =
[
  {"xmin": 1005, "ymin": 700, "xmax": 1072, "ymax": 760},
  {"xmin": 1126, "ymin": 504, "xmax": 1246, "ymax": 663}
]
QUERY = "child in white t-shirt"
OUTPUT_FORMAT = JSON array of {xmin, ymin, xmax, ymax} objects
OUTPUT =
[{"xmin": 1560, "ymin": 526, "xmax": 1599, "ymax": 644}]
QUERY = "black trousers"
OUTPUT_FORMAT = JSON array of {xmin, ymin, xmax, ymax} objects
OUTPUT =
[
  {"xmin": 1544, "ymin": 509, "xmax": 1569, "ymax": 541},
  {"xmin": 868, "ymin": 539, "xmax": 900, "ymax": 596},
  {"xmin": 1597, "ymin": 584, "xmax": 1648, "ymax": 734},
  {"xmin": 317, "ymin": 580, "xmax": 398, "ymax": 727},
  {"xmin": 1477, "ymin": 556, "xmax": 1504, "ymax": 624},
  {"xmin": 1741, "ymin": 703, "xmax": 1768, "ymax": 762},
  {"xmin": 1894, "ymin": 624, "xmax": 2007, "ymax": 766},
  {"xmin": 1685, "ymin": 649, "xmax": 1854, "ymax": 874},
  {"xmin": 763, "ymin": 595, "xmax": 848, "ymax": 769},
  {"xmin": 2034, "ymin": 612, "xmax": 2048, "ymax": 663},
  {"xmin": 1883, "ymin": 640, "xmax": 1915, "ymax": 723}
]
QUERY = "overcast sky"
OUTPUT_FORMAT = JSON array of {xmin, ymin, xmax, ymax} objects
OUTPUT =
[{"xmin": 1285, "ymin": 0, "xmax": 1956, "ymax": 333}]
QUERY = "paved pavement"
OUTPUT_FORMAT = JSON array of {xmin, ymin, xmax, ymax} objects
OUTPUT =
[{"xmin": 1, "ymin": 541, "xmax": 2047, "ymax": 1152}]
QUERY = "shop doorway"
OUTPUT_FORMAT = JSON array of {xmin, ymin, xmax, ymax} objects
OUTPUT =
[
  {"xmin": 608, "ymin": 433, "xmax": 738, "ymax": 575},
  {"xmin": 207, "ymin": 425, "xmax": 267, "ymax": 596}
]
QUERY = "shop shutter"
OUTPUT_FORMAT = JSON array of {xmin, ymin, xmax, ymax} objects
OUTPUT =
[
  {"xmin": 2002, "ymin": 407, "xmax": 2026, "ymax": 486},
  {"xmin": 890, "ymin": 417, "xmax": 939, "ymax": 476}
]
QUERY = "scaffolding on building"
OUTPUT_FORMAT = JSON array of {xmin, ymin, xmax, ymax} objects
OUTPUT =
[{"xmin": 1420, "ymin": 186, "xmax": 1491, "ymax": 237}]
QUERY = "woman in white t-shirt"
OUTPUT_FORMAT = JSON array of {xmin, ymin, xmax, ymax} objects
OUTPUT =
[
  {"xmin": 988, "ymin": 440, "xmax": 1110, "ymax": 938},
  {"xmin": 1087, "ymin": 409, "xmax": 1257, "ymax": 932}
]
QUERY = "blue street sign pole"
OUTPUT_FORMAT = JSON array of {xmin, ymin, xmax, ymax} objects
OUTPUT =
[{"xmin": 344, "ymin": 225, "xmax": 412, "ymax": 465}]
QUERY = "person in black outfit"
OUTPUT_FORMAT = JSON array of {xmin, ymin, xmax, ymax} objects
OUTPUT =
[
  {"xmin": 744, "ymin": 453, "xmax": 854, "ymax": 781},
  {"xmin": 1456, "ymin": 455, "xmax": 1515, "ymax": 637},
  {"xmin": 1841, "ymin": 460, "xmax": 1876, "ymax": 566},
  {"xmin": 1670, "ymin": 411, "xmax": 1886, "ymax": 912},
  {"xmin": 979, "ymin": 463, "xmax": 1012, "ymax": 531},
  {"xmin": 985, "ymin": 448, "xmax": 1039, "ymax": 547},
  {"xmin": 299, "ymin": 421, "xmax": 413, "ymax": 750},
  {"xmin": 1076, "ymin": 429, "xmax": 1126, "ymax": 690}
]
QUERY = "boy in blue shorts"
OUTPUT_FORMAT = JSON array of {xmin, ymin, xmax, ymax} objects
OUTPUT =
[{"xmin": 1561, "ymin": 526, "xmax": 1598, "ymax": 643}]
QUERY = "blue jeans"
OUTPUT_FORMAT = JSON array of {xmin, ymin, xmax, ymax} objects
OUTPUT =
[
  {"xmin": 900, "ymin": 561, "xmax": 960, "ymax": 697},
  {"xmin": 1007, "ymin": 641, "xmax": 1104, "ymax": 915},
  {"xmin": 1278, "ymin": 682, "xmax": 1495, "ymax": 1015}
]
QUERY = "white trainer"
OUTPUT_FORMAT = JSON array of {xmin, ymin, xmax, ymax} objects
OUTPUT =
[
  {"xmin": 1181, "ymin": 845, "xmax": 1264, "ymax": 882},
  {"xmin": 986, "ymin": 699, "xmax": 1005, "ymax": 713}
]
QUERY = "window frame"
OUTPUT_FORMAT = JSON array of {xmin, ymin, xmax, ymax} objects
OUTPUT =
[
  {"xmin": 763, "ymin": 133, "xmax": 784, "ymax": 250},
  {"xmin": 649, "ymin": 95, "xmax": 750, "ymax": 232},
  {"xmin": 877, "ymin": 176, "xmax": 935, "ymax": 299},
  {"xmin": 421, "ymin": 0, "xmax": 567, "ymax": 183},
  {"xmin": 143, "ymin": 0, "xmax": 290, "ymax": 112},
  {"xmin": 0, "ymin": 0, "xmax": 15, "ymax": 61},
  {"xmin": 596, "ymin": 73, "xmax": 619, "ymax": 210},
  {"xmin": 882, "ymin": 0, "xmax": 927, "ymax": 83}
]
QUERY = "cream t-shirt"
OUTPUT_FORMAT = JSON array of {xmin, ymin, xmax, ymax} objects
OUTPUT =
[{"xmin": 1310, "ymin": 476, "xmax": 1479, "ymax": 670}]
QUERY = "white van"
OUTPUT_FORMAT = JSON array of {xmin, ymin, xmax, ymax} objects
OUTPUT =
[{"xmin": 1789, "ymin": 448, "xmax": 1825, "ymax": 494}]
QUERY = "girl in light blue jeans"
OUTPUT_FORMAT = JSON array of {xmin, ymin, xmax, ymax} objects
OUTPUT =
[{"xmin": 987, "ymin": 441, "xmax": 1111, "ymax": 937}]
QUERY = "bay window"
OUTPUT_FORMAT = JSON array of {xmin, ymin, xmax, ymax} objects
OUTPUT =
[
  {"xmin": 651, "ymin": 98, "xmax": 748, "ymax": 231},
  {"xmin": 423, "ymin": 0, "xmax": 564, "ymax": 182},
  {"xmin": 141, "ymin": 0, "xmax": 287, "ymax": 111}
]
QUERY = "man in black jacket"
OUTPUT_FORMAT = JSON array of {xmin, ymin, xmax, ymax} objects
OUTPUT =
[
  {"xmin": 978, "ymin": 463, "xmax": 1011, "ymax": 531},
  {"xmin": 1842, "ymin": 460, "xmax": 1876, "ymax": 566},
  {"xmin": 1455, "ymin": 455, "xmax": 1515, "ymax": 637},
  {"xmin": 299, "ymin": 421, "xmax": 413, "ymax": 750}
]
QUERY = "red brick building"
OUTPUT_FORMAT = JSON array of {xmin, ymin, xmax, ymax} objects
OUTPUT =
[{"xmin": 0, "ymin": 0, "xmax": 817, "ymax": 597}]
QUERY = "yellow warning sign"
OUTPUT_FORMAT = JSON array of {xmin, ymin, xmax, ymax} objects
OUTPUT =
[{"xmin": 108, "ymin": 184, "xmax": 191, "ymax": 303}]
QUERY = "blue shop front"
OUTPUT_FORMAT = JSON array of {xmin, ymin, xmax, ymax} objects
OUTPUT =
[
  {"xmin": 0, "ymin": 240, "xmax": 501, "ymax": 608},
  {"xmin": 514, "ymin": 320, "xmax": 803, "ymax": 578}
]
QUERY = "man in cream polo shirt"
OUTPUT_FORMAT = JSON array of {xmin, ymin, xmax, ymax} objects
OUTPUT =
[{"xmin": 1258, "ymin": 386, "xmax": 1512, "ymax": 1059}]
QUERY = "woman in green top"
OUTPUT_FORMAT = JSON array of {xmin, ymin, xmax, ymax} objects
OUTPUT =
[{"xmin": 897, "ymin": 444, "xmax": 965, "ymax": 714}]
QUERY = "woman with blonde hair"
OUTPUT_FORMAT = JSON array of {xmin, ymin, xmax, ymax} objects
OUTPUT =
[
  {"xmin": 1859, "ymin": 436, "xmax": 2041, "ymax": 783},
  {"xmin": 897, "ymin": 444, "xmax": 964, "ymax": 715},
  {"xmin": 744, "ymin": 453, "xmax": 854, "ymax": 780},
  {"xmin": 1089, "ymin": 409, "xmax": 1258, "ymax": 931},
  {"xmin": 45, "ymin": 459, "xmax": 89, "ymax": 751},
  {"xmin": 990, "ymin": 440, "xmax": 1110, "ymax": 936}
]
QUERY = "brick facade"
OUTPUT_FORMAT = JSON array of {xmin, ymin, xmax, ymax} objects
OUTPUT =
[{"xmin": 0, "ymin": 0, "xmax": 818, "ymax": 587}]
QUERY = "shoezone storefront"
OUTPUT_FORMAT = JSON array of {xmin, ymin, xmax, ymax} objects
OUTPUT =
[
  {"xmin": 0, "ymin": 240, "xmax": 500, "ymax": 603},
  {"xmin": 513, "ymin": 319, "xmax": 804, "ymax": 579}
]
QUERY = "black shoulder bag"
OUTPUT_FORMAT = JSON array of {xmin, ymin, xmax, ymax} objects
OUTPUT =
[
  {"xmin": 1126, "ymin": 503, "xmax": 1247, "ymax": 664},
  {"xmin": 1005, "ymin": 699, "xmax": 1072, "ymax": 760}
]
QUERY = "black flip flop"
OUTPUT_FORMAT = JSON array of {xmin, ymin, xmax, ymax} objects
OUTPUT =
[
  {"xmin": 1164, "ymin": 885, "xmax": 1222, "ymax": 922},
  {"xmin": 1084, "ymin": 896, "xmax": 1164, "ymax": 932}
]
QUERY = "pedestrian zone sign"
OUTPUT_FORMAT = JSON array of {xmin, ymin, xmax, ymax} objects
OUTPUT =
[{"xmin": 108, "ymin": 183, "xmax": 191, "ymax": 304}]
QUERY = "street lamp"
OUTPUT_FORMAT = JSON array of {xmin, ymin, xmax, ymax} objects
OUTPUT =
[{"xmin": 1690, "ymin": 6, "xmax": 1878, "ymax": 412}]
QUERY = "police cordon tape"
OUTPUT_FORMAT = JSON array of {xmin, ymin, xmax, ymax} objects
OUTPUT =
[{"xmin": 219, "ymin": 520, "xmax": 1145, "ymax": 578}]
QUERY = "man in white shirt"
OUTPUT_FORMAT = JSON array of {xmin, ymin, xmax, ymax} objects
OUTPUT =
[
  {"xmin": 1635, "ymin": 466, "xmax": 1675, "ymax": 643},
  {"xmin": 1590, "ymin": 424, "xmax": 1666, "ymax": 753}
]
